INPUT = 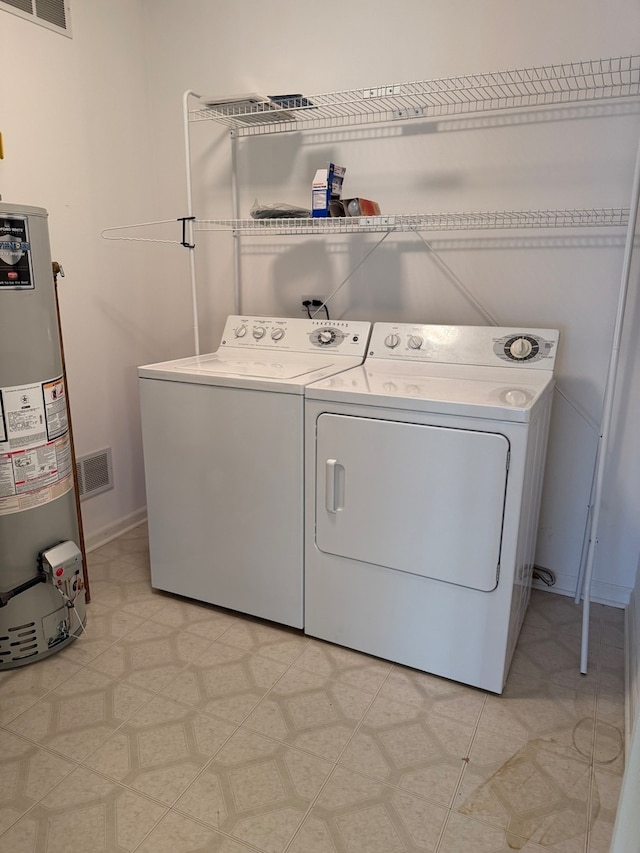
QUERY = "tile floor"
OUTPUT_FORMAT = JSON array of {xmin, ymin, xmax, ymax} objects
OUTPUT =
[{"xmin": 0, "ymin": 523, "xmax": 625, "ymax": 852}]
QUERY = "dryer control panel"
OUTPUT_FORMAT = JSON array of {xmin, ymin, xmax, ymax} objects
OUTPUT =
[
  {"xmin": 220, "ymin": 315, "xmax": 371, "ymax": 356},
  {"xmin": 369, "ymin": 324, "xmax": 559, "ymax": 369}
]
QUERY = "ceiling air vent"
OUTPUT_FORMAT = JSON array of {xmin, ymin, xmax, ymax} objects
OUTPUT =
[
  {"xmin": 76, "ymin": 448, "xmax": 114, "ymax": 501},
  {"xmin": 1, "ymin": 0, "xmax": 71, "ymax": 37}
]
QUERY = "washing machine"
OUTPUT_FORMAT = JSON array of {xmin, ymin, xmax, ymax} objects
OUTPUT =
[
  {"xmin": 138, "ymin": 315, "xmax": 370, "ymax": 628},
  {"xmin": 304, "ymin": 323, "xmax": 559, "ymax": 692}
]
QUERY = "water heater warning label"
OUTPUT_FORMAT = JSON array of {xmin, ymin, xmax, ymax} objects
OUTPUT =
[
  {"xmin": 0, "ymin": 215, "xmax": 34, "ymax": 290},
  {"xmin": 0, "ymin": 375, "xmax": 73, "ymax": 515}
]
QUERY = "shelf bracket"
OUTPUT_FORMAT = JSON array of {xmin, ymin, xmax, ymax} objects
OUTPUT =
[{"xmin": 178, "ymin": 216, "xmax": 196, "ymax": 249}]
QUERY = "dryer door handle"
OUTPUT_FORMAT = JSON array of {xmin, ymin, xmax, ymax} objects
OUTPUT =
[{"xmin": 325, "ymin": 458, "xmax": 345, "ymax": 513}]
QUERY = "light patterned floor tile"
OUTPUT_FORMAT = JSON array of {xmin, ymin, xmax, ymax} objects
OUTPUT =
[
  {"xmin": 287, "ymin": 765, "xmax": 448, "ymax": 853},
  {"xmin": 83, "ymin": 694, "xmax": 236, "ymax": 806},
  {"xmin": 243, "ymin": 665, "xmax": 374, "ymax": 761},
  {"xmin": 136, "ymin": 809, "xmax": 258, "ymax": 853},
  {"xmin": 88, "ymin": 619, "xmax": 214, "ymax": 693},
  {"xmin": 478, "ymin": 676, "xmax": 596, "ymax": 764},
  {"xmin": 89, "ymin": 523, "xmax": 149, "ymax": 588},
  {"xmin": 0, "ymin": 519, "xmax": 628, "ymax": 853},
  {"xmin": 160, "ymin": 641, "xmax": 288, "ymax": 724},
  {"xmin": 525, "ymin": 590, "xmax": 602, "ymax": 647},
  {"xmin": 0, "ymin": 730, "xmax": 76, "ymax": 835},
  {"xmin": 507, "ymin": 629, "xmax": 600, "ymax": 693},
  {"xmin": 88, "ymin": 575, "xmax": 168, "ymax": 617},
  {"xmin": 87, "ymin": 552, "xmax": 140, "ymax": 582},
  {"xmin": 292, "ymin": 640, "xmax": 392, "ymax": 693},
  {"xmin": 600, "ymin": 605, "xmax": 625, "ymax": 650},
  {"xmin": 379, "ymin": 667, "xmax": 486, "ymax": 728},
  {"xmin": 149, "ymin": 597, "xmax": 238, "ymax": 641},
  {"xmin": 594, "ymin": 649, "xmax": 625, "ymax": 781},
  {"xmin": 0, "ymin": 655, "xmax": 81, "ymax": 725},
  {"xmin": 338, "ymin": 695, "xmax": 473, "ymax": 807},
  {"xmin": 59, "ymin": 601, "xmax": 144, "ymax": 666},
  {"xmin": 119, "ymin": 550, "xmax": 153, "ymax": 573},
  {"xmin": 175, "ymin": 727, "xmax": 332, "ymax": 852},
  {"xmin": 218, "ymin": 620, "xmax": 309, "ymax": 665},
  {"xmin": 454, "ymin": 728, "xmax": 591, "ymax": 851},
  {"xmin": 587, "ymin": 768, "xmax": 623, "ymax": 853},
  {"xmin": 438, "ymin": 812, "xmax": 549, "ymax": 852},
  {"xmin": 6, "ymin": 668, "xmax": 153, "ymax": 761},
  {"xmin": 0, "ymin": 765, "xmax": 167, "ymax": 852},
  {"xmin": 593, "ymin": 718, "xmax": 625, "ymax": 776},
  {"xmin": 93, "ymin": 525, "xmax": 150, "ymax": 560}
]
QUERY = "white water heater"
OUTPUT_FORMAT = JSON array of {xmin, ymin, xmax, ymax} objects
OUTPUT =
[{"xmin": 0, "ymin": 202, "xmax": 86, "ymax": 667}]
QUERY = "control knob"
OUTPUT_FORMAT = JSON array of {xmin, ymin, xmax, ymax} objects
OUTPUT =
[
  {"xmin": 318, "ymin": 330, "xmax": 334, "ymax": 344},
  {"xmin": 508, "ymin": 337, "xmax": 533, "ymax": 359},
  {"xmin": 384, "ymin": 333, "xmax": 401, "ymax": 349},
  {"xmin": 252, "ymin": 327, "xmax": 266, "ymax": 340},
  {"xmin": 234, "ymin": 325, "xmax": 247, "ymax": 338},
  {"xmin": 271, "ymin": 328, "xmax": 285, "ymax": 341},
  {"xmin": 407, "ymin": 335, "xmax": 423, "ymax": 350}
]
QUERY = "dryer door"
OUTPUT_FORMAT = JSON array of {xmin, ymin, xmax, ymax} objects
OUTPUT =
[{"xmin": 315, "ymin": 414, "xmax": 509, "ymax": 591}]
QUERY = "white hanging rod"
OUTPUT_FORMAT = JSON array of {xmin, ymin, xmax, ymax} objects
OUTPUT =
[{"xmin": 101, "ymin": 218, "xmax": 186, "ymax": 244}]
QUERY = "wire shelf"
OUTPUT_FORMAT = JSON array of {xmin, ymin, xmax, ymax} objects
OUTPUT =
[
  {"xmin": 190, "ymin": 55, "xmax": 640, "ymax": 136},
  {"xmin": 193, "ymin": 208, "xmax": 630, "ymax": 235}
]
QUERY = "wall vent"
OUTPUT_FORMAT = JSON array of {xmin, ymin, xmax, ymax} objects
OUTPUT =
[
  {"xmin": 76, "ymin": 448, "xmax": 114, "ymax": 501},
  {"xmin": 1, "ymin": 0, "xmax": 71, "ymax": 37}
]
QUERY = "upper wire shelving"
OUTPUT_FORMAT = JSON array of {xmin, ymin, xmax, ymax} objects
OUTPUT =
[
  {"xmin": 193, "ymin": 208, "xmax": 630, "ymax": 236},
  {"xmin": 190, "ymin": 55, "xmax": 640, "ymax": 136}
]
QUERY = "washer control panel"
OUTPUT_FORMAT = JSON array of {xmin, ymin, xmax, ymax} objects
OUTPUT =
[
  {"xmin": 493, "ymin": 333, "xmax": 555, "ymax": 363},
  {"xmin": 369, "ymin": 324, "xmax": 559, "ymax": 368},
  {"xmin": 220, "ymin": 315, "xmax": 371, "ymax": 355}
]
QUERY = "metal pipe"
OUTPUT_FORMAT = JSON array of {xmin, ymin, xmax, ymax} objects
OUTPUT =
[
  {"xmin": 183, "ymin": 89, "xmax": 201, "ymax": 355},
  {"xmin": 580, "ymin": 132, "xmax": 640, "ymax": 674},
  {"xmin": 230, "ymin": 131, "xmax": 242, "ymax": 314}
]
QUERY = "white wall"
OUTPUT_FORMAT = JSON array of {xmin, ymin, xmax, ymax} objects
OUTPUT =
[
  {"xmin": 141, "ymin": 0, "xmax": 640, "ymax": 603},
  {"xmin": 0, "ymin": 0, "xmax": 183, "ymax": 544},
  {"xmin": 1, "ymin": 0, "xmax": 639, "ymax": 602}
]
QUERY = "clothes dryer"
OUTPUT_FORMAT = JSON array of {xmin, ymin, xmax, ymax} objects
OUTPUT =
[
  {"xmin": 139, "ymin": 315, "xmax": 370, "ymax": 628},
  {"xmin": 304, "ymin": 323, "xmax": 558, "ymax": 692}
]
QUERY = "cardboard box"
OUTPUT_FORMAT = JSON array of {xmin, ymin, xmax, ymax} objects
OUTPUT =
[{"xmin": 312, "ymin": 163, "xmax": 346, "ymax": 218}]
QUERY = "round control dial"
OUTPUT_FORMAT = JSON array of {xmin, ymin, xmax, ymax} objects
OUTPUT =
[
  {"xmin": 252, "ymin": 327, "xmax": 266, "ymax": 340},
  {"xmin": 504, "ymin": 335, "xmax": 539, "ymax": 361},
  {"xmin": 311, "ymin": 327, "xmax": 346, "ymax": 347},
  {"xmin": 311, "ymin": 327, "xmax": 346, "ymax": 348},
  {"xmin": 271, "ymin": 328, "xmax": 285, "ymax": 341},
  {"xmin": 234, "ymin": 325, "xmax": 247, "ymax": 338},
  {"xmin": 385, "ymin": 333, "xmax": 401, "ymax": 349},
  {"xmin": 407, "ymin": 335, "xmax": 423, "ymax": 350}
]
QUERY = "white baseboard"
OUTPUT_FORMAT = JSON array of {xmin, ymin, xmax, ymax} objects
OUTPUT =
[
  {"xmin": 83, "ymin": 508, "xmax": 147, "ymax": 553},
  {"xmin": 533, "ymin": 572, "xmax": 630, "ymax": 608}
]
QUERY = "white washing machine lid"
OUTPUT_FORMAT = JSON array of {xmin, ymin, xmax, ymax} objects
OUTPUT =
[
  {"xmin": 139, "ymin": 351, "xmax": 370, "ymax": 393},
  {"xmin": 305, "ymin": 360, "xmax": 554, "ymax": 422},
  {"xmin": 138, "ymin": 316, "xmax": 372, "ymax": 394}
]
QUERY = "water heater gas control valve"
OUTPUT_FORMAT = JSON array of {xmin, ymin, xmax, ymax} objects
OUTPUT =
[{"xmin": 40, "ymin": 541, "xmax": 82, "ymax": 586}]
